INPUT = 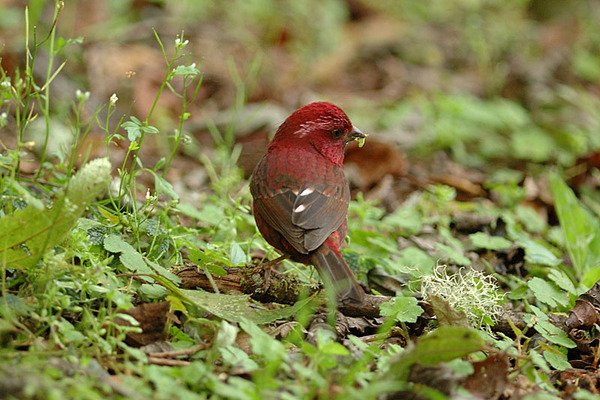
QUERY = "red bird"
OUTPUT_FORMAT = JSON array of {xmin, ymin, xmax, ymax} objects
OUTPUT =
[{"xmin": 250, "ymin": 102, "xmax": 366, "ymax": 305}]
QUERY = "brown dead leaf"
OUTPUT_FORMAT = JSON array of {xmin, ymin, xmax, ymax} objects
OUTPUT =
[
  {"xmin": 569, "ymin": 151, "xmax": 600, "ymax": 191},
  {"xmin": 428, "ymin": 295, "xmax": 470, "ymax": 328},
  {"xmin": 463, "ymin": 352, "xmax": 510, "ymax": 400},
  {"xmin": 567, "ymin": 281, "xmax": 600, "ymax": 330},
  {"xmin": 117, "ymin": 301, "xmax": 171, "ymax": 347},
  {"xmin": 344, "ymin": 138, "xmax": 406, "ymax": 191},
  {"xmin": 552, "ymin": 368, "xmax": 600, "ymax": 396}
]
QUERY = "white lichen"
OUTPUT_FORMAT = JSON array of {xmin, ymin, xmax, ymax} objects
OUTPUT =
[{"xmin": 421, "ymin": 265, "xmax": 504, "ymax": 328}]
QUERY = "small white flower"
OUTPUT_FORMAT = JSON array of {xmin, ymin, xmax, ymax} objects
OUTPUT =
[
  {"xmin": 76, "ymin": 89, "xmax": 90, "ymax": 102},
  {"xmin": 146, "ymin": 188, "xmax": 151, "ymax": 200},
  {"xmin": 175, "ymin": 37, "xmax": 189, "ymax": 47},
  {"xmin": 0, "ymin": 79, "xmax": 11, "ymax": 89},
  {"xmin": 109, "ymin": 93, "xmax": 118, "ymax": 105}
]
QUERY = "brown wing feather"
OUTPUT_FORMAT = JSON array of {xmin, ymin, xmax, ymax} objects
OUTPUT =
[
  {"xmin": 253, "ymin": 190, "xmax": 308, "ymax": 254},
  {"xmin": 250, "ymin": 147, "xmax": 350, "ymax": 255},
  {"xmin": 291, "ymin": 184, "xmax": 349, "ymax": 251}
]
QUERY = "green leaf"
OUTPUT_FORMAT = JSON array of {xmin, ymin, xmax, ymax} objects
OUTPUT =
[
  {"xmin": 380, "ymin": 296, "xmax": 424, "ymax": 323},
  {"xmin": 582, "ymin": 267, "xmax": 600, "ymax": 288},
  {"xmin": 186, "ymin": 203, "xmax": 225, "ymax": 225},
  {"xmin": 0, "ymin": 318, "xmax": 14, "ymax": 333},
  {"xmin": 319, "ymin": 341, "xmax": 350, "ymax": 356},
  {"xmin": 140, "ymin": 283, "xmax": 168, "ymax": 299},
  {"xmin": 142, "ymin": 124, "xmax": 159, "ymax": 135},
  {"xmin": 239, "ymin": 319, "xmax": 286, "ymax": 362},
  {"xmin": 188, "ymin": 247, "xmax": 229, "ymax": 276},
  {"xmin": 384, "ymin": 205, "xmax": 422, "ymax": 236},
  {"xmin": 547, "ymin": 269, "xmax": 576, "ymax": 294},
  {"xmin": 387, "ymin": 326, "xmax": 485, "ymax": 380},
  {"xmin": 176, "ymin": 203, "xmax": 206, "ymax": 220},
  {"xmin": 0, "ymin": 158, "xmax": 111, "ymax": 269},
  {"xmin": 104, "ymin": 235, "xmax": 180, "ymax": 284},
  {"xmin": 543, "ymin": 349, "xmax": 571, "ymax": 371},
  {"xmin": 511, "ymin": 128, "xmax": 555, "ymax": 162},
  {"xmin": 534, "ymin": 320, "xmax": 577, "ymax": 348},
  {"xmin": 173, "ymin": 64, "xmax": 200, "ymax": 77},
  {"xmin": 150, "ymin": 172, "xmax": 179, "ymax": 201},
  {"xmin": 104, "ymin": 234, "xmax": 152, "ymax": 275},
  {"xmin": 469, "ymin": 232, "xmax": 512, "ymax": 250},
  {"xmin": 435, "ymin": 243, "xmax": 470, "ymax": 266},
  {"xmin": 549, "ymin": 173, "xmax": 600, "ymax": 279},
  {"xmin": 396, "ymin": 247, "xmax": 436, "ymax": 275},
  {"xmin": 121, "ymin": 117, "xmax": 142, "ymax": 142},
  {"xmin": 178, "ymin": 288, "xmax": 316, "ymax": 325},
  {"xmin": 521, "ymin": 239, "xmax": 561, "ymax": 267},
  {"xmin": 229, "ymin": 243, "xmax": 247, "ymax": 266},
  {"xmin": 529, "ymin": 349, "xmax": 550, "ymax": 372},
  {"xmin": 515, "ymin": 205, "xmax": 546, "ymax": 233},
  {"xmin": 220, "ymin": 346, "xmax": 259, "ymax": 372},
  {"xmin": 527, "ymin": 277, "xmax": 569, "ymax": 308}
]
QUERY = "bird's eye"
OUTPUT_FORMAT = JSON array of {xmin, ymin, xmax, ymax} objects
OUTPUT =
[{"xmin": 332, "ymin": 129, "xmax": 343, "ymax": 139}]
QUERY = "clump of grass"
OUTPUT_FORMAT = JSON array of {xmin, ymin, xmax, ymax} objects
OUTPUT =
[{"xmin": 421, "ymin": 265, "xmax": 504, "ymax": 327}]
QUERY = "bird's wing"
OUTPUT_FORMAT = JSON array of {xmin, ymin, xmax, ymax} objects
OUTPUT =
[{"xmin": 252, "ymin": 181, "xmax": 349, "ymax": 254}]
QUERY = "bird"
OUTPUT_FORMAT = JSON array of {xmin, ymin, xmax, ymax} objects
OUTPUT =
[{"xmin": 250, "ymin": 102, "xmax": 367, "ymax": 305}]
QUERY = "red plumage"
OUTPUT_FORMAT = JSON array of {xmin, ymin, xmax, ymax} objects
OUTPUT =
[{"xmin": 250, "ymin": 102, "xmax": 366, "ymax": 304}]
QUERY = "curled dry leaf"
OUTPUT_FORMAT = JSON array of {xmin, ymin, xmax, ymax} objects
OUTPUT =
[{"xmin": 344, "ymin": 137, "xmax": 406, "ymax": 191}]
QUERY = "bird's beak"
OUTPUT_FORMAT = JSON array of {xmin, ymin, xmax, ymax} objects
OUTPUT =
[{"xmin": 348, "ymin": 126, "xmax": 367, "ymax": 147}]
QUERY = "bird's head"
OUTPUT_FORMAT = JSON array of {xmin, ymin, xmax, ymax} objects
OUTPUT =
[{"xmin": 270, "ymin": 102, "xmax": 366, "ymax": 165}]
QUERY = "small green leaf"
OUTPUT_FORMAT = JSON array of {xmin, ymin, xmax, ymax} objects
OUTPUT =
[
  {"xmin": 121, "ymin": 118, "xmax": 142, "ymax": 142},
  {"xmin": 529, "ymin": 349, "xmax": 550, "ymax": 372},
  {"xmin": 229, "ymin": 243, "xmax": 247, "ymax": 266},
  {"xmin": 582, "ymin": 267, "xmax": 600, "ymax": 288},
  {"xmin": 435, "ymin": 243, "xmax": 470, "ymax": 266},
  {"xmin": 104, "ymin": 234, "xmax": 153, "ymax": 277},
  {"xmin": 380, "ymin": 296, "xmax": 424, "ymax": 323},
  {"xmin": 140, "ymin": 283, "xmax": 168, "ymax": 299},
  {"xmin": 396, "ymin": 247, "xmax": 436, "ymax": 275},
  {"xmin": 547, "ymin": 269, "xmax": 576, "ymax": 294},
  {"xmin": 534, "ymin": 320, "xmax": 577, "ymax": 348},
  {"xmin": 511, "ymin": 129, "xmax": 554, "ymax": 162},
  {"xmin": 527, "ymin": 277, "xmax": 569, "ymax": 308},
  {"xmin": 516, "ymin": 205, "xmax": 546, "ymax": 233},
  {"xmin": 543, "ymin": 349, "xmax": 571, "ymax": 371},
  {"xmin": 521, "ymin": 239, "xmax": 561, "ymax": 267},
  {"xmin": 142, "ymin": 124, "xmax": 159, "ymax": 135},
  {"xmin": 239, "ymin": 319, "xmax": 286, "ymax": 362},
  {"xmin": 384, "ymin": 205, "xmax": 422, "ymax": 236},
  {"xmin": 150, "ymin": 171, "xmax": 179, "ymax": 201},
  {"xmin": 320, "ymin": 341, "xmax": 350, "ymax": 356},
  {"xmin": 469, "ymin": 232, "xmax": 512, "ymax": 250},
  {"xmin": 173, "ymin": 64, "xmax": 200, "ymax": 76},
  {"xmin": 220, "ymin": 346, "xmax": 259, "ymax": 372}
]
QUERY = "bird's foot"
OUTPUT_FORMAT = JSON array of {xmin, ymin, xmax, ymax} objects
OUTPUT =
[{"xmin": 256, "ymin": 254, "xmax": 287, "ymax": 294}]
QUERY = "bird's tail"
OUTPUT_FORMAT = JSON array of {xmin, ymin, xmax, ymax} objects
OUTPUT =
[{"xmin": 310, "ymin": 245, "xmax": 365, "ymax": 304}]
